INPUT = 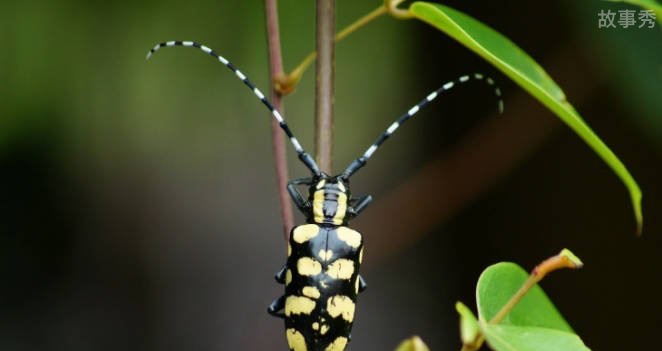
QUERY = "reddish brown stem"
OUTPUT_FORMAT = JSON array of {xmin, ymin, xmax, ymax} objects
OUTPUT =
[
  {"xmin": 489, "ymin": 249, "xmax": 583, "ymax": 325},
  {"xmin": 264, "ymin": 0, "xmax": 295, "ymax": 241}
]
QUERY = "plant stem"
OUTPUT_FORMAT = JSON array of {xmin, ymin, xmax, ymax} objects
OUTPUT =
[
  {"xmin": 489, "ymin": 249, "xmax": 583, "ymax": 325},
  {"xmin": 488, "ymin": 276, "xmax": 538, "ymax": 325},
  {"xmin": 337, "ymin": 5, "xmax": 387, "ymax": 41},
  {"xmin": 386, "ymin": 0, "xmax": 414, "ymax": 19},
  {"xmin": 264, "ymin": 0, "xmax": 295, "ymax": 241},
  {"xmin": 458, "ymin": 250, "xmax": 583, "ymax": 351},
  {"xmin": 290, "ymin": 6, "xmax": 386, "ymax": 79},
  {"xmin": 283, "ymin": 5, "xmax": 387, "ymax": 94},
  {"xmin": 315, "ymin": 0, "xmax": 335, "ymax": 173}
]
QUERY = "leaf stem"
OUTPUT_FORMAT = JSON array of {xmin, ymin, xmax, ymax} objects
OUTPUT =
[
  {"xmin": 278, "ymin": 4, "xmax": 391, "ymax": 94},
  {"xmin": 315, "ymin": 0, "xmax": 335, "ymax": 173},
  {"xmin": 386, "ymin": 0, "xmax": 414, "ymax": 19},
  {"xmin": 459, "ymin": 250, "xmax": 583, "ymax": 351},
  {"xmin": 264, "ymin": 0, "xmax": 295, "ymax": 241},
  {"xmin": 488, "ymin": 275, "xmax": 538, "ymax": 325},
  {"xmin": 489, "ymin": 249, "xmax": 583, "ymax": 325},
  {"xmin": 337, "ymin": 5, "xmax": 388, "ymax": 42}
]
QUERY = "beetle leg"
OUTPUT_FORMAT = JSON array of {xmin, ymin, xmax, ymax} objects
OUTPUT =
[
  {"xmin": 358, "ymin": 275, "xmax": 367, "ymax": 293},
  {"xmin": 287, "ymin": 183, "xmax": 310, "ymax": 213},
  {"xmin": 348, "ymin": 195, "xmax": 373, "ymax": 218},
  {"xmin": 289, "ymin": 176, "xmax": 314, "ymax": 185},
  {"xmin": 288, "ymin": 177, "xmax": 313, "ymax": 213},
  {"xmin": 274, "ymin": 265, "xmax": 287, "ymax": 284},
  {"xmin": 267, "ymin": 295, "xmax": 286, "ymax": 318}
]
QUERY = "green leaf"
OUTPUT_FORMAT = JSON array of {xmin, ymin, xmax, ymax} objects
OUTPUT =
[
  {"xmin": 481, "ymin": 324, "xmax": 591, "ymax": 351},
  {"xmin": 409, "ymin": 2, "xmax": 643, "ymax": 233},
  {"xmin": 603, "ymin": 0, "xmax": 662, "ymax": 21},
  {"xmin": 476, "ymin": 263, "xmax": 591, "ymax": 351},
  {"xmin": 456, "ymin": 302, "xmax": 481, "ymax": 345},
  {"xmin": 393, "ymin": 336, "xmax": 431, "ymax": 351},
  {"xmin": 476, "ymin": 262, "xmax": 572, "ymax": 332}
]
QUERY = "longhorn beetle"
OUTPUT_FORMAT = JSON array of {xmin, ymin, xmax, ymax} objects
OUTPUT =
[{"xmin": 147, "ymin": 40, "xmax": 503, "ymax": 351}]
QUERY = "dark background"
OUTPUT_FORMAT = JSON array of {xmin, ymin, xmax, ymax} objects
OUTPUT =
[{"xmin": 1, "ymin": 0, "xmax": 660, "ymax": 350}]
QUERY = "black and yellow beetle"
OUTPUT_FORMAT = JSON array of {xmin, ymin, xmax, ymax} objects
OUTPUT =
[
  {"xmin": 146, "ymin": 40, "xmax": 502, "ymax": 351},
  {"xmin": 269, "ymin": 175, "xmax": 368, "ymax": 351}
]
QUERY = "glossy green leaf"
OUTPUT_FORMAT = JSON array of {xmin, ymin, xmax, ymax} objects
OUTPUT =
[
  {"xmin": 410, "ymin": 2, "xmax": 643, "ymax": 233},
  {"xmin": 481, "ymin": 324, "xmax": 591, "ymax": 351},
  {"xmin": 475, "ymin": 262, "xmax": 591, "ymax": 351},
  {"xmin": 393, "ymin": 336, "xmax": 431, "ymax": 351},
  {"xmin": 476, "ymin": 262, "xmax": 572, "ymax": 332},
  {"xmin": 603, "ymin": 0, "xmax": 662, "ymax": 21}
]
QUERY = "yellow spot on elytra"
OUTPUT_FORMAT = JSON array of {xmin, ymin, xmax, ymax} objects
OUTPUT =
[
  {"xmin": 285, "ymin": 269, "xmax": 292, "ymax": 286},
  {"xmin": 297, "ymin": 257, "xmax": 322, "ymax": 276},
  {"xmin": 332, "ymin": 192, "xmax": 348, "ymax": 225},
  {"xmin": 293, "ymin": 224, "xmax": 319, "ymax": 243},
  {"xmin": 320, "ymin": 324, "xmax": 329, "ymax": 335},
  {"xmin": 286, "ymin": 328, "xmax": 308, "ymax": 351},
  {"xmin": 312, "ymin": 322, "xmax": 320, "ymax": 331},
  {"xmin": 326, "ymin": 295, "xmax": 355, "ymax": 322},
  {"xmin": 285, "ymin": 296, "xmax": 316, "ymax": 316},
  {"xmin": 325, "ymin": 337, "xmax": 348, "ymax": 351},
  {"xmin": 302, "ymin": 286, "xmax": 321, "ymax": 299},
  {"xmin": 288, "ymin": 244, "xmax": 292, "ymax": 257},
  {"xmin": 355, "ymin": 278, "xmax": 360, "ymax": 294},
  {"xmin": 326, "ymin": 259, "xmax": 355, "ymax": 280},
  {"xmin": 336, "ymin": 227, "xmax": 362, "ymax": 248},
  {"xmin": 359, "ymin": 248, "xmax": 364, "ymax": 264},
  {"xmin": 318, "ymin": 249, "xmax": 334, "ymax": 261},
  {"xmin": 316, "ymin": 180, "xmax": 326, "ymax": 189}
]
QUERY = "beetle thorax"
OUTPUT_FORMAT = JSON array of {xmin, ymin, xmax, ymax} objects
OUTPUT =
[{"xmin": 309, "ymin": 178, "xmax": 349, "ymax": 225}]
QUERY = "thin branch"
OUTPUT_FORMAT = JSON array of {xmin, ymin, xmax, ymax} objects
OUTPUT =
[
  {"xmin": 489, "ymin": 249, "xmax": 583, "ymax": 325},
  {"xmin": 281, "ymin": 0, "xmax": 410, "ymax": 94},
  {"xmin": 264, "ymin": 0, "xmax": 295, "ymax": 241},
  {"xmin": 335, "ymin": 5, "xmax": 387, "ymax": 42},
  {"xmin": 315, "ymin": 0, "xmax": 335, "ymax": 173},
  {"xmin": 461, "ymin": 250, "xmax": 583, "ymax": 351},
  {"xmin": 282, "ymin": 5, "xmax": 388, "ymax": 93}
]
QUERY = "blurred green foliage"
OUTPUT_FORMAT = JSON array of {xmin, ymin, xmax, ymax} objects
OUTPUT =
[
  {"xmin": 572, "ymin": 1, "xmax": 661, "ymax": 146},
  {"xmin": 0, "ymin": 0, "xmax": 419, "ymax": 170}
]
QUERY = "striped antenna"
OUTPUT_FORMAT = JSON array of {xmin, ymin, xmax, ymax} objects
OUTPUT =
[
  {"xmin": 342, "ymin": 73, "xmax": 504, "ymax": 179},
  {"xmin": 146, "ymin": 41, "xmax": 321, "ymax": 176}
]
